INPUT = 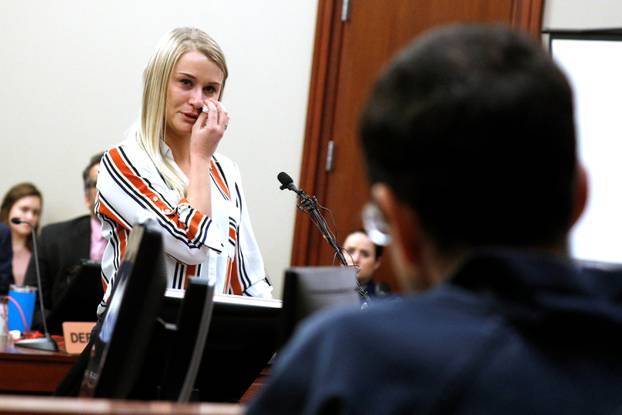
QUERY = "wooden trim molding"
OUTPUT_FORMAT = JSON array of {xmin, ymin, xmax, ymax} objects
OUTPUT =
[{"xmin": 290, "ymin": 0, "xmax": 343, "ymax": 266}]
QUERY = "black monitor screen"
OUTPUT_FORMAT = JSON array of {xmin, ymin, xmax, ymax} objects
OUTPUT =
[
  {"xmin": 159, "ymin": 277, "xmax": 215, "ymax": 402},
  {"xmin": 281, "ymin": 266, "xmax": 361, "ymax": 345},
  {"xmin": 156, "ymin": 292, "xmax": 282, "ymax": 402},
  {"xmin": 79, "ymin": 221, "xmax": 167, "ymax": 398},
  {"xmin": 46, "ymin": 261, "xmax": 103, "ymax": 335}
]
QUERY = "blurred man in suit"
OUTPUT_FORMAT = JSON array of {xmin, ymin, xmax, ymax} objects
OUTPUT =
[
  {"xmin": 25, "ymin": 152, "xmax": 104, "ymax": 314},
  {"xmin": 0, "ymin": 223, "xmax": 12, "ymax": 295},
  {"xmin": 248, "ymin": 24, "xmax": 622, "ymax": 414}
]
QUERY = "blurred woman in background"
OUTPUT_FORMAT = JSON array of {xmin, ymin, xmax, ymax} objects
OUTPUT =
[
  {"xmin": 343, "ymin": 229, "xmax": 391, "ymax": 297},
  {"xmin": 0, "ymin": 182, "xmax": 43, "ymax": 287}
]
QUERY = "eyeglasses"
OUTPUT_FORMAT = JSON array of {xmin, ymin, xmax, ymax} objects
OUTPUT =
[{"xmin": 362, "ymin": 201, "xmax": 391, "ymax": 246}]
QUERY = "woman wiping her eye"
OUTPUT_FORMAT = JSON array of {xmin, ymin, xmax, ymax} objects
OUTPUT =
[{"xmin": 95, "ymin": 27, "xmax": 272, "ymax": 316}]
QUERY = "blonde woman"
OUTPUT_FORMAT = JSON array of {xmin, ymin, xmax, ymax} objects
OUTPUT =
[{"xmin": 96, "ymin": 27, "xmax": 272, "ymax": 314}]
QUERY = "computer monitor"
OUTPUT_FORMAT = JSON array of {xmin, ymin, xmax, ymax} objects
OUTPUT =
[
  {"xmin": 45, "ymin": 261, "xmax": 103, "ymax": 335},
  {"xmin": 157, "ymin": 292, "xmax": 282, "ymax": 402},
  {"xmin": 281, "ymin": 266, "xmax": 361, "ymax": 345},
  {"xmin": 79, "ymin": 221, "xmax": 167, "ymax": 398},
  {"xmin": 78, "ymin": 220, "xmax": 278, "ymax": 402},
  {"xmin": 110, "ymin": 278, "xmax": 220, "ymax": 402},
  {"xmin": 159, "ymin": 277, "xmax": 215, "ymax": 402}
]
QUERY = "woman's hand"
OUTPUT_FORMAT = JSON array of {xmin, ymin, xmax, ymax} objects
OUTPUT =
[
  {"xmin": 186, "ymin": 99, "xmax": 228, "ymax": 217},
  {"xmin": 190, "ymin": 98, "xmax": 230, "ymax": 160}
]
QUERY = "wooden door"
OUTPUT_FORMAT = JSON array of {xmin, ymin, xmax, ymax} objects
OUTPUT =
[{"xmin": 292, "ymin": 0, "xmax": 544, "ymax": 290}]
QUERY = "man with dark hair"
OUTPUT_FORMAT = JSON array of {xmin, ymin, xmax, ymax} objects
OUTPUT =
[
  {"xmin": 248, "ymin": 24, "xmax": 622, "ymax": 414},
  {"xmin": 25, "ymin": 152, "xmax": 105, "ymax": 319}
]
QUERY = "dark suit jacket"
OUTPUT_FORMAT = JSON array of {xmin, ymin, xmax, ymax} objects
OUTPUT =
[
  {"xmin": 0, "ymin": 223, "xmax": 12, "ymax": 295},
  {"xmin": 24, "ymin": 215, "xmax": 91, "ymax": 311}
]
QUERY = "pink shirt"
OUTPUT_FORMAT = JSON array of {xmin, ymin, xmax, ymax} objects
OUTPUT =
[{"xmin": 90, "ymin": 216, "xmax": 106, "ymax": 262}]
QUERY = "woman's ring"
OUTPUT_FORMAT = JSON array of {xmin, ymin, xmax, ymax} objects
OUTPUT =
[{"xmin": 201, "ymin": 105, "xmax": 209, "ymax": 113}]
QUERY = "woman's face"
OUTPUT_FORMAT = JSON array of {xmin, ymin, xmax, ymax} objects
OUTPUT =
[
  {"xmin": 8, "ymin": 195, "xmax": 41, "ymax": 237},
  {"xmin": 343, "ymin": 232, "xmax": 381, "ymax": 284},
  {"xmin": 165, "ymin": 50, "xmax": 224, "ymax": 142}
]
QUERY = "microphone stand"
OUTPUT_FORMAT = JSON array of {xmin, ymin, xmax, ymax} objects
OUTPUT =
[
  {"xmin": 12, "ymin": 219, "xmax": 59, "ymax": 352},
  {"xmin": 291, "ymin": 189, "xmax": 370, "ymax": 302},
  {"xmin": 296, "ymin": 194, "xmax": 348, "ymax": 265}
]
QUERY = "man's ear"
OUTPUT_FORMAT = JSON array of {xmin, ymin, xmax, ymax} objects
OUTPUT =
[
  {"xmin": 371, "ymin": 183, "xmax": 424, "ymax": 289},
  {"xmin": 84, "ymin": 191, "xmax": 91, "ymax": 210},
  {"xmin": 571, "ymin": 163, "xmax": 588, "ymax": 226}
]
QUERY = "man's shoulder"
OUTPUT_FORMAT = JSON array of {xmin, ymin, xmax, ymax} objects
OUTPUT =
[
  {"xmin": 260, "ymin": 291, "xmax": 503, "ymax": 414},
  {"xmin": 296, "ymin": 288, "xmax": 497, "ymax": 355},
  {"xmin": 41, "ymin": 215, "xmax": 91, "ymax": 234},
  {"xmin": 0, "ymin": 223, "xmax": 9, "ymax": 242}
]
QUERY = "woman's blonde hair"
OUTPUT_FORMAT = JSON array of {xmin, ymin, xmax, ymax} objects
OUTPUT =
[{"xmin": 138, "ymin": 27, "xmax": 228, "ymax": 197}]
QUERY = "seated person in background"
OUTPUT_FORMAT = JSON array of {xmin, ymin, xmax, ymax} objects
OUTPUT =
[
  {"xmin": 0, "ymin": 223, "xmax": 12, "ymax": 295},
  {"xmin": 25, "ymin": 152, "xmax": 105, "ymax": 314},
  {"xmin": 248, "ymin": 24, "xmax": 622, "ymax": 414},
  {"xmin": 342, "ymin": 229, "xmax": 390, "ymax": 297},
  {"xmin": 0, "ymin": 182, "xmax": 43, "ymax": 288}
]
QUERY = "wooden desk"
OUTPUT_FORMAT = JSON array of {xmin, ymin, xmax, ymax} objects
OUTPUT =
[
  {"xmin": 0, "ymin": 337, "xmax": 77, "ymax": 395},
  {"xmin": 0, "ymin": 396, "xmax": 243, "ymax": 414},
  {"xmin": 0, "ymin": 336, "xmax": 268, "ymax": 401},
  {"xmin": 239, "ymin": 366, "xmax": 269, "ymax": 403}
]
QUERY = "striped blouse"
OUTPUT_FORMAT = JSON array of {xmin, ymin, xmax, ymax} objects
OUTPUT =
[{"xmin": 95, "ymin": 136, "xmax": 272, "ymax": 314}]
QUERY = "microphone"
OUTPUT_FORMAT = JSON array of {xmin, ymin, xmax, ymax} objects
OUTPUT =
[
  {"xmin": 277, "ymin": 172, "xmax": 304, "ymax": 195},
  {"xmin": 277, "ymin": 172, "xmax": 316, "ymax": 209},
  {"xmin": 10, "ymin": 217, "xmax": 59, "ymax": 352},
  {"xmin": 277, "ymin": 172, "xmax": 317, "ymax": 212},
  {"xmin": 277, "ymin": 172, "xmax": 293, "ymax": 190}
]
